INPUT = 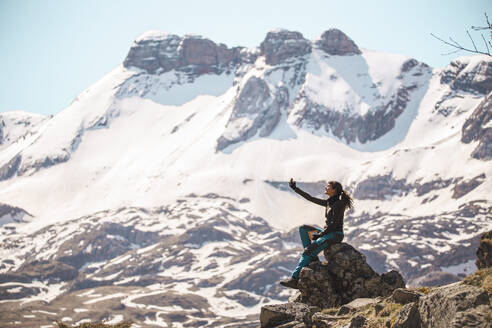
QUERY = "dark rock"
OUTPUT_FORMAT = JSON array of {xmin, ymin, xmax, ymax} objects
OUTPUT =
[
  {"xmin": 123, "ymin": 33, "xmax": 244, "ymax": 75},
  {"xmin": 315, "ymin": 29, "xmax": 361, "ymax": 56},
  {"xmin": 417, "ymin": 282, "xmax": 489, "ymax": 328},
  {"xmin": 260, "ymin": 29, "xmax": 312, "ymax": 65},
  {"xmin": 461, "ymin": 91, "xmax": 492, "ymax": 160},
  {"xmin": 348, "ymin": 315, "xmax": 367, "ymax": 328},
  {"xmin": 293, "ymin": 243, "xmax": 404, "ymax": 309},
  {"xmin": 353, "ymin": 174, "xmax": 412, "ymax": 200},
  {"xmin": 476, "ymin": 229, "xmax": 492, "ymax": 269},
  {"xmin": 0, "ymin": 203, "xmax": 32, "ymax": 225},
  {"xmin": 293, "ymin": 83, "xmax": 418, "ymax": 144},
  {"xmin": 392, "ymin": 288, "xmax": 422, "ymax": 304},
  {"xmin": 259, "ymin": 302, "xmax": 320, "ymax": 328},
  {"xmin": 217, "ymin": 77, "xmax": 287, "ymax": 151},
  {"xmin": 452, "ymin": 173, "xmax": 486, "ymax": 199},
  {"xmin": 0, "ymin": 155, "xmax": 21, "ymax": 181},
  {"xmin": 393, "ymin": 302, "xmax": 421, "ymax": 328},
  {"xmin": 441, "ymin": 58, "xmax": 492, "ymax": 94}
]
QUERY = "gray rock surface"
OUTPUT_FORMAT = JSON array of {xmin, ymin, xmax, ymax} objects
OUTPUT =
[
  {"xmin": 315, "ymin": 29, "xmax": 361, "ymax": 56},
  {"xmin": 441, "ymin": 58, "xmax": 492, "ymax": 94},
  {"xmin": 217, "ymin": 77, "xmax": 288, "ymax": 150},
  {"xmin": 476, "ymin": 229, "xmax": 492, "ymax": 269},
  {"xmin": 293, "ymin": 243, "xmax": 404, "ymax": 309},
  {"xmin": 124, "ymin": 34, "xmax": 245, "ymax": 75},
  {"xmin": 260, "ymin": 302, "xmax": 320, "ymax": 328},
  {"xmin": 260, "ymin": 30, "xmax": 312, "ymax": 66},
  {"xmin": 461, "ymin": 91, "xmax": 492, "ymax": 160},
  {"xmin": 417, "ymin": 282, "xmax": 490, "ymax": 328},
  {"xmin": 392, "ymin": 288, "xmax": 422, "ymax": 305},
  {"xmin": 393, "ymin": 302, "xmax": 421, "ymax": 328}
]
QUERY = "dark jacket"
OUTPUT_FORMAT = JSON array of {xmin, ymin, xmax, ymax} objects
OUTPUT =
[{"xmin": 292, "ymin": 186, "xmax": 345, "ymax": 233}]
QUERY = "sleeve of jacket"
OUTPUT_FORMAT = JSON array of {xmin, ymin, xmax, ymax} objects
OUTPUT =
[{"xmin": 292, "ymin": 186, "xmax": 327, "ymax": 207}]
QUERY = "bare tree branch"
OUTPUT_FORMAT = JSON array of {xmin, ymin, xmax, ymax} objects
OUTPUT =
[{"xmin": 433, "ymin": 12, "xmax": 492, "ymax": 57}]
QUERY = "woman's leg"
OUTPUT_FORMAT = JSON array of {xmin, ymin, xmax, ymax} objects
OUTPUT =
[
  {"xmin": 298, "ymin": 225, "xmax": 323, "ymax": 248},
  {"xmin": 291, "ymin": 232, "xmax": 343, "ymax": 279}
]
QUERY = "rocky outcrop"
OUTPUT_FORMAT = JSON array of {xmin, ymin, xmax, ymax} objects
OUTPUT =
[
  {"xmin": 418, "ymin": 282, "xmax": 490, "ymax": 328},
  {"xmin": 461, "ymin": 90, "xmax": 492, "ymax": 160},
  {"xmin": 441, "ymin": 57, "xmax": 492, "ymax": 94},
  {"xmin": 123, "ymin": 33, "xmax": 250, "ymax": 75},
  {"xmin": 353, "ymin": 173, "xmax": 412, "ymax": 200},
  {"xmin": 451, "ymin": 173, "xmax": 486, "ymax": 199},
  {"xmin": 260, "ymin": 243, "xmax": 405, "ymax": 327},
  {"xmin": 260, "ymin": 302, "xmax": 320, "ymax": 328},
  {"xmin": 476, "ymin": 230, "xmax": 492, "ymax": 269},
  {"xmin": 294, "ymin": 83, "xmax": 417, "ymax": 144},
  {"xmin": 217, "ymin": 77, "xmax": 288, "ymax": 150},
  {"xmin": 0, "ymin": 203, "xmax": 32, "ymax": 226},
  {"xmin": 293, "ymin": 243, "xmax": 405, "ymax": 309},
  {"xmin": 315, "ymin": 29, "xmax": 361, "ymax": 56},
  {"xmin": 260, "ymin": 29, "xmax": 312, "ymax": 65}
]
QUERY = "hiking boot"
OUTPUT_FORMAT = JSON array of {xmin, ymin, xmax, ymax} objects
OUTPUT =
[{"xmin": 279, "ymin": 277, "xmax": 299, "ymax": 289}]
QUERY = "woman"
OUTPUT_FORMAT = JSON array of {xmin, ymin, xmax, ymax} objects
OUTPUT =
[{"xmin": 280, "ymin": 178, "xmax": 353, "ymax": 289}]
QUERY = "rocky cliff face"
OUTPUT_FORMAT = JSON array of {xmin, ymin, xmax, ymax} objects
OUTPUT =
[
  {"xmin": 314, "ymin": 29, "xmax": 361, "ymax": 56},
  {"xmin": 462, "ymin": 90, "xmax": 492, "ymax": 160},
  {"xmin": 123, "ymin": 33, "xmax": 250, "ymax": 76}
]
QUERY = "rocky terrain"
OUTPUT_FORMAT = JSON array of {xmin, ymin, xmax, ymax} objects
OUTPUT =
[{"xmin": 259, "ymin": 230, "xmax": 492, "ymax": 328}]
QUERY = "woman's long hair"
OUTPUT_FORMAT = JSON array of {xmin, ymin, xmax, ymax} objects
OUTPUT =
[{"xmin": 329, "ymin": 181, "xmax": 354, "ymax": 210}]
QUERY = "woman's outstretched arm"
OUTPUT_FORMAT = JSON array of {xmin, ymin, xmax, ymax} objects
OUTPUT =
[{"xmin": 289, "ymin": 178, "xmax": 327, "ymax": 207}]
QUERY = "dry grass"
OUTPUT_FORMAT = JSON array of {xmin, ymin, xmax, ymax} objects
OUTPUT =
[
  {"xmin": 417, "ymin": 286, "xmax": 432, "ymax": 294},
  {"xmin": 56, "ymin": 321, "xmax": 133, "ymax": 328},
  {"xmin": 462, "ymin": 266, "xmax": 492, "ymax": 293}
]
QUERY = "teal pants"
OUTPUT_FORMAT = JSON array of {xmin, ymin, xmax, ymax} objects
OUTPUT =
[{"xmin": 292, "ymin": 226, "xmax": 343, "ymax": 279}]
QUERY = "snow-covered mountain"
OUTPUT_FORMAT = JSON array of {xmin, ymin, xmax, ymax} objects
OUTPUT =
[{"xmin": 0, "ymin": 28, "xmax": 491, "ymax": 327}]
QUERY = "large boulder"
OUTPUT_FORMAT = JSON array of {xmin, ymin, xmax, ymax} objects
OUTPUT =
[
  {"xmin": 476, "ymin": 229, "xmax": 492, "ymax": 269},
  {"xmin": 417, "ymin": 282, "xmax": 490, "ymax": 328},
  {"xmin": 294, "ymin": 243, "xmax": 405, "ymax": 309},
  {"xmin": 260, "ymin": 302, "xmax": 320, "ymax": 328}
]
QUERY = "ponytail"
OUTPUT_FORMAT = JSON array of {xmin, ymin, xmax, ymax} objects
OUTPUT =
[
  {"xmin": 328, "ymin": 180, "xmax": 354, "ymax": 211},
  {"xmin": 340, "ymin": 190, "xmax": 354, "ymax": 210}
]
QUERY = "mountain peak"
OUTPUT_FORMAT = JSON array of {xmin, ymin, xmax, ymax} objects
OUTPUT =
[
  {"xmin": 315, "ymin": 28, "xmax": 361, "ymax": 55},
  {"xmin": 260, "ymin": 29, "xmax": 312, "ymax": 65}
]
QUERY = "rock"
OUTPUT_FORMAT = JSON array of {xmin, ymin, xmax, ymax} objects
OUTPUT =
[
  {"xmin": 293, "ymin": 243, "xmax": 404, "ymax": 309},
  {"xmin": 392, "ymin": 288, "xmax": 422, "ymax": 304},
  {"xmin": 417, "ymin": 282, "xmax": 489, "ymax": 328},
  {"xmin": 451, "ymin": 173, "xmax": 486, "ymax": 199},
  {"xmin": 312, "ymin": 312, "xmax": 350, "ymax": 327},
  {"xmin": 353, "ymin": 173, "xmax": 412, "ymax": 200},
  {"xmin": 260, "ymin": 29, "xmax": 312, "ymax": 65},
  {"xmin": 315, "ymin": 29, "xmax": 361, "ymax": 56},
  {"xmin": 217, "ymin": 77, "xmax": 287, "ymax": 151},
  {"xmin": 259, "ymin": 302, "xmax": 320, "ymax": 328},
  {"xmin": 461, "ymin": 91, "xmax": 492, "ymax": 160},
  {"xmin": 393, "ymin": 302, "xmax": 421, "ymax": 328},
  {"xmin": 441, "ymin": 57, "xmax": 492, "ymax": 94},
  {"xmin": 0, "ymin": 154, "xmax": 22, "ymax": 181},
  {"xmin": 337, "ymin": 298, "xmax": 377, "ymax": 315},
  {"xmin": 476, "ymin": 230, "xmax": 492, "ymax": 269},
  {"xmin": 123, "ymin": 33, "xmax": 243, "ymax": 75},
  {"xmin": 293, "ymin": 84, "xmax": 417, "ymax": 145},
  {"xmin": 348, "ymin": 315, "xmax": 367, "ymax": 328}
]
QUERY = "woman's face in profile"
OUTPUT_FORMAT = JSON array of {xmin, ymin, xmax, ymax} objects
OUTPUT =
[{"xmin": 324, "ymin": 184, "xmax": 336, "ymax": 196}]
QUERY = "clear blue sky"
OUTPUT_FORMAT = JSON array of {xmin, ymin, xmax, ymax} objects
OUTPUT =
[{"xmin": 1, "ymin": 0, "xmax": 491, "ymax": 116}]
